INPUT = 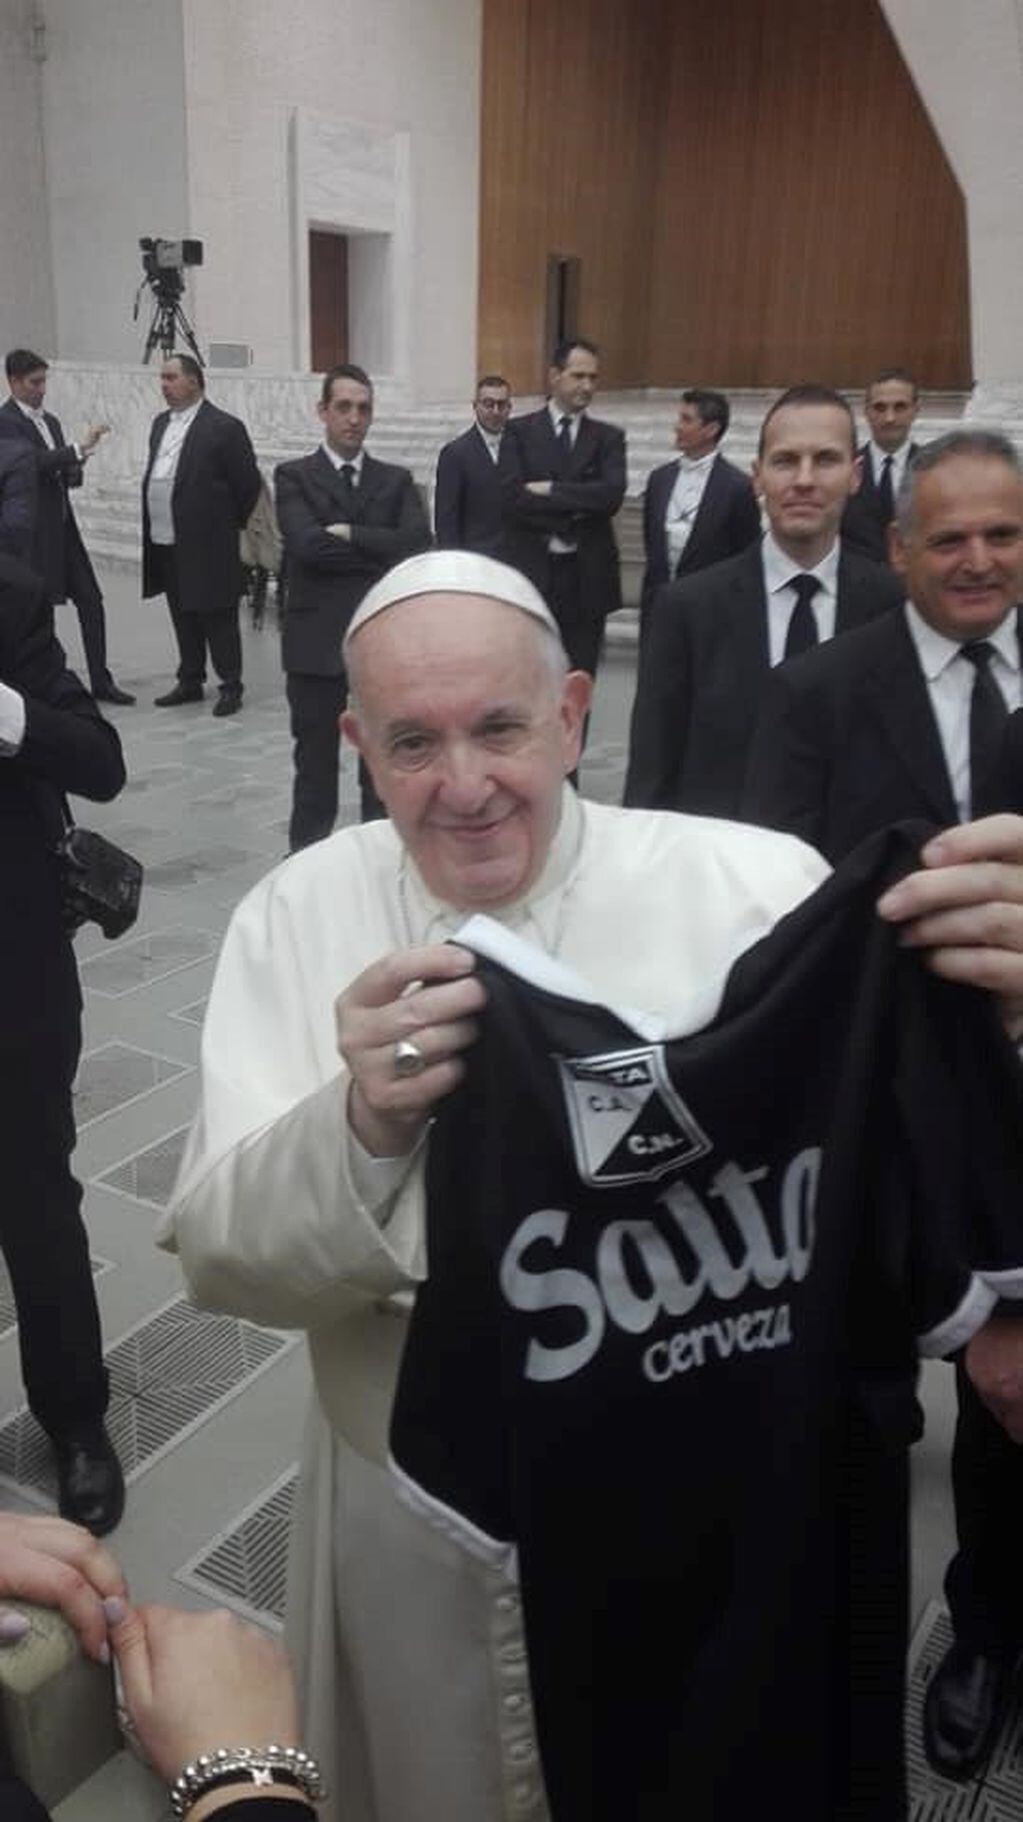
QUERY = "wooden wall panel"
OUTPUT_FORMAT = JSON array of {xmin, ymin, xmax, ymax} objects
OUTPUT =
[
  {"xmin": 478, "ymin": 0, "xmax": 670, "ymax": 392},
  {"xmin": 479, "ymin": 0, "xmax": 971, "ymax": 391}
]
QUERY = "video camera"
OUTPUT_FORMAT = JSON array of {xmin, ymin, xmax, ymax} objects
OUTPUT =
[{"xmin": 139, "ymin": 237, "xmax": 204, "ymax": 282}]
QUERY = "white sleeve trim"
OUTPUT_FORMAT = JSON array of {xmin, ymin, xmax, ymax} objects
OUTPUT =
[
  {"xmin": 978, "ymin": 1266, "xmax": 1023, "ymax": 1298},
  {"xmin": 453, "ymin": 914, "xmax": 726, "ymax": 1040},
  {"xmin": 388, "ymin": 1450, "xmax": 519, "ymax": 1579},
  {"xmin": 917, "ymin": 1274, "xmax": 998, "ymax": 1358}
]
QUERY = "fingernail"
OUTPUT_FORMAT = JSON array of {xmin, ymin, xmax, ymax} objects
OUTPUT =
[
  {"xmin": 98, "ymin": 1642, "xmax": 110, "ymax": 1666},
  {"xmin": 102, "ymin": 1596, "xmax": 127, "ymax": 1625},
  {"xmin": 0, "ymin": 1611, "xmax": 30, "ymax": 1642}
]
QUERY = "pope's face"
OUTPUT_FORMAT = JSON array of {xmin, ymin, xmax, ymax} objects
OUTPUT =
[{"xmin": 342, "ymin": 596, "xmax": 591, "ymax": 909}]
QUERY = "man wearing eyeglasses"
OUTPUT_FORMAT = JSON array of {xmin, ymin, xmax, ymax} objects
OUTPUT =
[{"xmin": 434, "ymin": 376, "xmax": 513, "ymax": 559}]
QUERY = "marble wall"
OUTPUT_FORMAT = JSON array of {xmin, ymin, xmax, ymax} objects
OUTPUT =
[
  {"xmin": 180, "ymin": 0, "xmax": 481, "ymax": 398},
  {"xmin": 882, "ymin": 0, "xmax": 1023, "ymax": 404},
  {"xmin": 0, "ymin": 0, "xmax": 55, "ymax": 355},
  {"xmin": 39, "ymin": 0, "xmax": 191, "ymax": 366}
]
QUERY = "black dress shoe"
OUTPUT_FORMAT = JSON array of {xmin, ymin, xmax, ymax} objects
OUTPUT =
[
  {"xmin": 52, "ymin": 1423, "xmax": 125, "ymax": 1537},
  {"xmin": 154, "ymin": 683, "xmax": 204, "ymax": 707},
  {"xmin": 923, "ymin": 1642, "xmax": 1016, "ymax": 1779},
  {"xmin": 212, "ymin": 688, "xmax": 243, "ymax": 718},
  {"xmin": 92, "ymin": 682, "xmax": 136, "ymax": 706}
]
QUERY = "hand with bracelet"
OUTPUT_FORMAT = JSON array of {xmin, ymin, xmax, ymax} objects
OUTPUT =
[{"xmin": 107, "ymin": 1602, "xmax": 321, "ymax": 1819}]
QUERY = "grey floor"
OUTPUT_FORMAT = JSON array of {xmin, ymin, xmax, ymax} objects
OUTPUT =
[{"xmin": 5, "ymin": 567, "xmax": 963, "ymax": 1815}]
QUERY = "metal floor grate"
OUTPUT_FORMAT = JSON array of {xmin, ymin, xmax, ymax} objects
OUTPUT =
[
  {"xmin": 908, "ymin": 1604, "xmax": 1023, "ymax": 1817},
  {"xmin": 0, "ymin": 1297, "xmax": 295, "ymax": 1504},
  {"xmin": 93, "ymin": 1126, "xmax": 191, "ymax": 1208},
  {"xmin": 177, "ymin": 1467, "xmax": 298, "ymax": 1631},
  {"xmin": 74, "ymin": 1041, "xmax": 192, "ymax": 1127}
]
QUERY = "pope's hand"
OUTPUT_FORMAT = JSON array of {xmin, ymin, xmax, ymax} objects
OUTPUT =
[
  {"xmin": 876, "ymin": 814, "xmax": 1023, "ymax": 1037},
  {"xmin": 336, "ymin": 943, "xmax": 486, "ymax": 1157}
]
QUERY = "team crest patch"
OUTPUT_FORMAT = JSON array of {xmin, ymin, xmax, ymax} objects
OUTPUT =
[{"xmin": 557, "ymin": 1045, "xmax": 712, "ymax": 1187}]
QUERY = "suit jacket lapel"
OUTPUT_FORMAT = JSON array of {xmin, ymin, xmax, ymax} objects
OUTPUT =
[
  {"xmin": 312, "ymin": 445, "xmax": 359, "ymax": 517},
  {"xmin": 856, "ymin": 443, "xmax": 879, "ymax": 510},
  {"xmin": 352, "ymin": 454, "xmax": 383, "ymax": 519},
  {"xmin": 864, "ymin": 611, "xmax": 957, "ymax": 822},
  {"xmin": 2, "ymin": 398, "xmax": 48, "ymax": 454},
  {"xmin": 728, "ymin": 543, "xmax": 771, "ymax": 688},
  {"xmin": 687, "ymin": 456, "xmax": 726, "ymax": 563},
  {"xmin": 569, "ymin": 415, "xmax": 596, "ymax": 475},
  {"xmin": 173, "ymin": 398, "xmax": 209, "ymax": 491},
  {"xmin": 835, "ymin": 550, "xmax": 886, "ymax": 632},
  {"xmin": 651, "ymin": 463, "xmax": 676, "ymax": 574},
  {"xmin": 470, "ymin": 426, "xmax": 498, "ymax": 474}
]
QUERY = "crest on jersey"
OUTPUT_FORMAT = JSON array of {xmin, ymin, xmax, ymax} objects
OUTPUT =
[{"xmin": 556, "ymin": 1045, "xmax": 712, "ymax": 1188}]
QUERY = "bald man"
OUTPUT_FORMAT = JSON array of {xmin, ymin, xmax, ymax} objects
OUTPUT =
[{"xmin": 163, "ymin": 552, "xmax": 1023, "ymax": 1822}]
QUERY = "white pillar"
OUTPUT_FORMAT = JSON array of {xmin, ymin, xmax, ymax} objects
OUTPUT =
[{"xmin": 881, "ymin": 0, "xmax": 1023, "ymax": 413}]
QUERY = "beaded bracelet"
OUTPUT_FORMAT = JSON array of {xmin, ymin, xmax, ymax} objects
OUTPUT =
[{"xmin": 169, "ymin": 1744, "xmax": 324, "ymax": 1818}]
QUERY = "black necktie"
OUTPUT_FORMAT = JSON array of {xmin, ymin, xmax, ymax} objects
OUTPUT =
[
  {"xmin": 557, "ymin": 415, "xmax": 573, "ymax": 468},
  {"xmin": 338, "ymin": 462, "xmax": 356, "ymax": 512},
  {"xmin": 961, "ymin": 640, "xmax": 1010, "ymax": 816},
  {"xmin": 783, "ymin": 575, "xmax": 820, "ymax": 659},
  {"xmin": 877, "ymin": 455, "xmax": 894, "ymax": 528}
]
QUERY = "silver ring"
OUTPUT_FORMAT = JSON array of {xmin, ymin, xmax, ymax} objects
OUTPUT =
[{"xmin": 393, "ymin": 1038, "xmax": 426, "ymax": 1079}]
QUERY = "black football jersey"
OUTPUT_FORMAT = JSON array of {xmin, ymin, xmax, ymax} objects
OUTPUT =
[{"xmin": 390, "ymin": 826, "xmax": 1023, "ymax": 1821}]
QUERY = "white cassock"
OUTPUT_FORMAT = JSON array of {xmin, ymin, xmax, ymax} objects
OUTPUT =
[{"xmin": 162, "ymin": 787, "xmax": 827, "ymax": 1822}]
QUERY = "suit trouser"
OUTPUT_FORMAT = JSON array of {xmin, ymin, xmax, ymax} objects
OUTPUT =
[
  {"xmin": 546, "ymin": 554, "xmax": 604, "ymax": 679},
  {"xmin": 286, "ymin": 672, "xmax": 384, "ymax": 851},
  {"xmin": 945, "ymin": 1363, "xmax": 1023, "ymax": 1654},
  {"xmin": 151, "ymin": 546, "xmax": 242, "ymax": 690},
  {"xmin": 61, "ymin": 536, "xmax": 113, "ymax": 693},
  {"xmin": 0, "ymin": 1018, "xmax": 108, "ymax": 1438}
]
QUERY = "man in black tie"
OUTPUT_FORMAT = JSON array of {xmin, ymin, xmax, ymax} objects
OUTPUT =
[
  {"xmin": 0, "ymin": 350, "xmax": 133, "ymax": 704},
  {"xmin": 841, "ymin": 368, "xmax": 921, "ymax": 564},
  {"xmin": 742, "ymin": 428, "xmax": 1023, "ymax": 1781},
  {"xmin": 274, "ymin": 363, "xmax": 430, "ymax": 847},
  {"xmin": 501, "ymin": 339, "xmax": 625, "ymax": 679},
  {"xmin": 434, "ymin": 375, "xmax": 512, "ymax": 556},
  {"xmin": 638, "ymin": 388, "xmax": 761, "ymax": 639},
  {"xmin": 624, "ymin": 385, "xmax": 901, "ymax": 817}
]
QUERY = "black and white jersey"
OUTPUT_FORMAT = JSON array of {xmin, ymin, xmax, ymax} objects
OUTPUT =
[{"xmin": 390, "ymin": 825, "xmax": 1023, "ymax": 1822}]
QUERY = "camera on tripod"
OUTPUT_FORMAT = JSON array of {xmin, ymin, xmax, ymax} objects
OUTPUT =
[
  {"xmin": 134, "ymin": 237, "xmax": 205, "ymax": 364},
  {"xmin": 139, "ymin": 238, "xmax": 204, "ymax": 283}
]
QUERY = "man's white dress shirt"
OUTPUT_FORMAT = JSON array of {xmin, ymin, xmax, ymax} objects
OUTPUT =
[{"xmin": 762, "ymin": 533, "xmax": 840, "ymax": 667}]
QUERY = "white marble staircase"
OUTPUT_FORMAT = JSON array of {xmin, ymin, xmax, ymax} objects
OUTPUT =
[{"xmin": 61, "ymin": 380, "xmax": 973, "ymax": 643}]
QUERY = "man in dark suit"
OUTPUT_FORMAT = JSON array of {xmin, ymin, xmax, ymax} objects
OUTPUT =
[
  {"xmin": 0, "ymin": 350, "xmax": 133, "ymax": 705},
  {"xmin": 841, "ymin": 368, "xmax": 921, "ymax": 564},
  {"xmin": 624, "ymin": 385, "xmax": 902, "ymax": 818},
  {"xmin": 142, "ymin": 354, "xmax": 261, "ymax": 715},
  {"xmin": 0, "ymin": 553, "xmax": 126, "ymax": 1535},
  {"xmin": 744, "ymin": 428, "xmax": 1023, "ymax": 1784},
  {"xmin": 501, "ymin": 338, "xmax": 625, "ymax": 679},
  {"xmin": 434, "ymin": 375, "xmax": 511, "ymax": 556},
  {"xmin": 639, "ymin": 388, "xmax": 761, "ymax": 638},
  {"xmin": 275, "ymin": 362, "xmax": 430, "ymax": 848}
]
